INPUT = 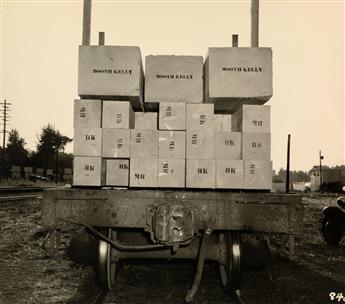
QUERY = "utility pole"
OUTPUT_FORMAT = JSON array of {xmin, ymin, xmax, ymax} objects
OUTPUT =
[
  {"xmin": 0, "ymin": 99, "xmax": 11, "ymax": 177},
  {"xmin": 286, "ymin": 134, "xmax": 291, "ymax": 193},
  {"xmin": 319, "ymin": 150, "xmax": 324, "ymax": 191}
]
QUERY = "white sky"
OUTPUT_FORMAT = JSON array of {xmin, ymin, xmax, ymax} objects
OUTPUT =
[{"xmin": 1, "ymin": 0, "xmax": 344, "ymax": 171}]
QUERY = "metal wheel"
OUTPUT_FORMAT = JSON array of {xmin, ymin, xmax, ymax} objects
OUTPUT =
[
  {"xmin": 219, "ymin": 231, "xmax": 241, "ymax": 293},
  {"xmin": 96, "ymin": 228, "xmax": 118, "ymax": 290}
]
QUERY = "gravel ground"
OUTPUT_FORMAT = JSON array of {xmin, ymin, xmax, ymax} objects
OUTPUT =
[{"xmin": 0, "ymin": 195, "xmax": 344, "ymax": 304}]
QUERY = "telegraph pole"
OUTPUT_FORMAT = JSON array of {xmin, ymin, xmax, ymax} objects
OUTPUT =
[{"xmin": 0, "ymin": 99, "xmax": 11, "ymax": 177}]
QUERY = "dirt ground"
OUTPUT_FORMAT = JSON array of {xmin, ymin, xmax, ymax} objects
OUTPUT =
[{"xmin": 0, "ymin": 195, "xmax": 344, "ymax": 304}]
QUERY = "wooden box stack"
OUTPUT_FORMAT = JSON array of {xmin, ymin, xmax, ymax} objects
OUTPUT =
[
  {"xmin": 73, "ymin": 48, "xmax": 273, "ymax": 190},
  {"xmin": 73, "ymin": 99, "xmax": 133, "ymax": 187},
  {"xmin": 232, "ymin": 105, "xmax": 272, "ymax": 190}
]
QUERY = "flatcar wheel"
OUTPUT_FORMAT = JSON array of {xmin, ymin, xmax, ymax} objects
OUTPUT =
[
  {"xmin": 96, "ymin": 228, "xmax": 118, "ymax": 290},
  {"xmin": 219, "ymin": 231, "xmax": 241, "ymax": 294}
]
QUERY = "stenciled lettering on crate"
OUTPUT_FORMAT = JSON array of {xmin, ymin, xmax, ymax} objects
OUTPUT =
[
  {"xmin": 204, "ymin": 47, "xmax": 272, "ymax": 113},
  {"xmin": 73, "ymin": 156, "xmax": 105, "ymax": 186},
  {"xmin": 159, "ymin": 102, "xmax": 186, "ymax": 130},
  {"xmin": 186, "ymin": 159, "xmax": 215, "ymax": 188},
  {"xmin": 130, "ymin": 158, "xmax": 158, "ymax": 187},
  {"xmin": 158, "ymin": 159, "xmax": 185, "ymax": 188},
  {"xmin": 78, "ymin": 46, "xmax": 144, "ymax": 111},
  {"xmin": 145, "ymin": 55, "xmax": 203, "ymax": 107},
  {"xmin": 105, "ymin": 159, "xmax": 129, "ymax": 187}
]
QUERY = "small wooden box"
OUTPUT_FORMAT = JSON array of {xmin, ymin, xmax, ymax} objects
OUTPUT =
[
  {"xmin": 105, "ymin": 159, "xmax": 129, "ymax": 187},
  {"xmin": 216, "ymin": 160, "xmax": 244, "ymax": 189},
  {"xmin": 130, "ymin": 158, "xmax": 157, "ymax": 187},
  {"xmin": 232, "ymin": 105, "xmax": 270, "ymax": 133},
  {"xmin": 242, "ymin": 133, "xmax": 271, "ymax": 160},
  {"xmin": 186, "ymin": 159, "xmax": 215, "ymax": 189},
  {"xmin": 186, "ymin": 130, "xmax": 214, "ymax": 160},
  {"xmin": 78, "ymin": 46, "xmax": 144, "ymax": 111},
  {"xmin": 186, "ymin": 104, "xmax": 214, "ymax": 130},
  {"xmin": 74, "ymin": 99, "xmax": 102, "ymax": 128},
  {"xmin": 102, "ymin": 129, "xmax": 130, "ymax": 158},
  {"xmin": 214, "ymin": 132, "xmax": 241, "ymax": 160},
  {"xmin": 159, "ymin": 131, "xmax": 186, "ymax": 159},
  {"xmin": 158, "ymin": 159, "xmax": 185, "ymax": 188},
  {"xmin": 102, "ymin": 100, "xmax": 134, "ymax": 129},
  {"xmin": 130, "ymin": 130, "xmax": 158, "ymax": 158},
  {"xmin": 73, "ymin": 156, "xmax": 105, "ymax": 186},
  {"xmin": 73, "ymin": 128, "xmax": 102, "ymax": 157},
  {"xmin": 159, "ymin": 102, "xmax": 186, "ymax": 130},
  {"xmin": 135, "ymin": 112, "xmax": 158, "ymax": 130},
  {"xmin": 145, "ymin": 55, "xmax": 203, "ymax": 104},
  {"xmin": 244, "ymin": 160, "xmax": 272, "ymax": 190}
]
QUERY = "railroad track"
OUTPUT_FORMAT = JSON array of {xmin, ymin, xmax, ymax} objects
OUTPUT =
[
  {"xmin": 90, "ymin": 288, "xmax": 246, "ymax": 304},
  {"xmin": 0, "ymin": 186, "xmax": 54, "ymax": 195},
  {"xmin": 0, "ymin": 194, "xmax": 43, "ymax": 202}
]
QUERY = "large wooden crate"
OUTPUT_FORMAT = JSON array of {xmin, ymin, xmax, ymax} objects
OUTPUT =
[
  {"xmin": 204, "ymin": 47, "xmax": 272, "ymax": 113},
  {"xmin": 78, "ymin": 46, "xmax": 144, "ymax": 111},
  {"xmin": 145, "ymin": 55, "xmax": 203, "ymax": 106}
]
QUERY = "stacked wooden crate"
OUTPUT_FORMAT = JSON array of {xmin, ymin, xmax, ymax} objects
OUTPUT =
[
  {"xmin": 73, "ymin": 46, "xmax": 273, "ymax": 190},
  {"xmin": 73, "ymin": 45, "xmax": 144, "ymax": 186}
]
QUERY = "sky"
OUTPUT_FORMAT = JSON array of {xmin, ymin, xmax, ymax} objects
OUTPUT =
[{"xmin": 1, "ymin": 0, "xmax": 344, "ymax": 171}]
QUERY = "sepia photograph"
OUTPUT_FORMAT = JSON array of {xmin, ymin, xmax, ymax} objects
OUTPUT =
[{"xmin": 0, "ymin": 0, "xmax": 344, "ymax": 303}]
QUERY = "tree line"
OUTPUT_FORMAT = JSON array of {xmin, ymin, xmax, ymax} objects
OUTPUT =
[{"xmin": 0, "ymin": 124, "xmax": 72, "ymax": 177}]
